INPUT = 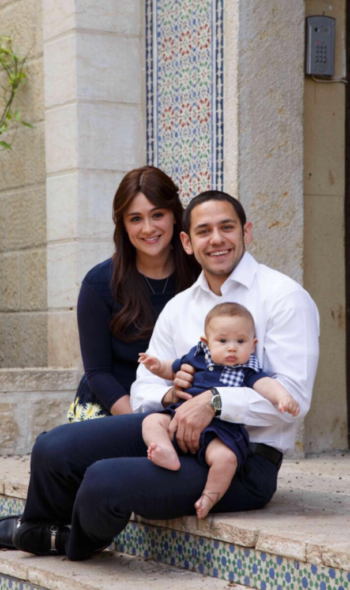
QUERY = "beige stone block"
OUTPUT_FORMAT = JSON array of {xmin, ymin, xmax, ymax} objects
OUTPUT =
[
  {"xmin": 0, "ymin": 199, "xmax": 6, "ymax": 252},
  {"xmin": 0, "ymin": 401, "xmax": 19, "ymax": 452},
  {"xmin": 30, "ymin": 393, "xmax": 74, "ymax": 440},
  {"xmin": 4, "ymin": 186, "xmax": 46, "ymax": 250},
  {"xmin": 43, "ymin": 0, "xmax": 141, "ymax": 41},
  {"xmin": 0, "ymin": 367, "xmax": 80, "ymax": 392},
  {"xmin": 2, "ymin": 312, "xmax": 47, "ymax": 367},
  {"xmin": 48, "ymin": 310, "xmax": 80, "ymax": 367},
  {"xmin": 0, "ymin": 124, "xmax": 46, "ymax": 191},
  {"xmin": 76, "ymin": 33, "xmax": 142, "ymax": 104},
  {"xmin": 0, "ymin": 0, "xmax": 43, "ymax": 59},
  {"xmin": 20, "ymin": 249, "xmax": 47, "ymax": 311},
  {"xmin": 43, "ymin": 34, "xmax": 76, "ymax": 108},
  {"xmin": 13, "ymin": 58, "xmax": 45, "ymax": 124},
  {"xmin": 44, "ymin": 104, "xmax": 78, "ymax": 173},
  {"xmin": 0, "ymin": 313, "xmax": 4, "ymax": 365},
  {"xmin": 77, "ymin": 103, "xmax": 144, "ymax": 171},
  {"xmin": 47, "ymin": 241, "xmax": 113, "ymax": 308},
  {"xmin": 304, "ymin": 195, "xmax": 347, "ymax": 453},
  {"xmin": 0, "ymin": 252, "xmax": 20, "ymax": 311},
  {"xmin": 47, "ymin": 170, "xmax": 119, "ymax": 242}
]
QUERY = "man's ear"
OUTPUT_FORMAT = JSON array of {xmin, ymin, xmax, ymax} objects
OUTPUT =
[
  {"xmin": 243, "ymin": 221, "xmax": 253, "ymax": 246},
  {"xmin": 180, "ymin": 231, "xmax": 194, "ymax": 255},
  {"xmin": 200, "ymin": 336, "xmax": 208, "ymax": 345}
]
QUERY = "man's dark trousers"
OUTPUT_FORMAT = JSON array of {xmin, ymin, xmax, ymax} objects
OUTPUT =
[{"xmin": 22, "ymin": 414, "xmax": 280, "ymax": 561}]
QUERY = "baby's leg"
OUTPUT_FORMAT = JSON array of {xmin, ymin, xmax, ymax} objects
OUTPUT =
[
  {"xmin": 142, "ymin": 413, "xmax": 180, "ymax": 471},
  {"xmin": 195, "ymin": 438, "xmax": 238, "ymax": 519}
]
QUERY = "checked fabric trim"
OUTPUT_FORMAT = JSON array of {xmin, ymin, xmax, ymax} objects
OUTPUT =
[{"xmin": 194, "ymin": 341, "xmax": 261, "ymax": 387}]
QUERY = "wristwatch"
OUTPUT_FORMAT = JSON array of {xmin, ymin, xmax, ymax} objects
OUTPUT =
[{"xmin": 210, "ymin": 387, "xmax": 222, "ymax": 416}]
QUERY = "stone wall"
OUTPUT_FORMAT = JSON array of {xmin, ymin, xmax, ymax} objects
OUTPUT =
[{"xmin": 0, "ymin": 0, "xmax": 47, "ymax": 367}]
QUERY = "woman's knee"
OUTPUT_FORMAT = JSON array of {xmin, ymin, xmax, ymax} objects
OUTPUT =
[{"xmin": 31, "ymin": 424, "xmax": 76, "ymax": 473}]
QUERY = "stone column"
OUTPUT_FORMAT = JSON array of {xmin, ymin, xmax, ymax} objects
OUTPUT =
[
  {"xmin": 42, "ymin": 0, "xmax": 145, "ymax": 367},
  {"xmin": 225, "ymin": 0, "xmax": 304, "ymax": 284},
  {"xmin": 224, "ymin": 1, "xmax": 305, "ymax": 454}
]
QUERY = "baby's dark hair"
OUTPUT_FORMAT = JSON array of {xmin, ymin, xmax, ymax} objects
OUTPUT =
[{"xmin": 204, "ymin": 302, "xmax": 255, "ymax": 334}]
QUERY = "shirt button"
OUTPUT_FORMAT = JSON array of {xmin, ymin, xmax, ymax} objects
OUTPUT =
[
  {"xmin": 205, "ymin": 354, "xmax": 209, "ymax": 360},
  {"xmin": 209, "ymin": 366, "xmax": 214, "ymax": 371},
  {"xmin": 224, "ymin": 415, "xmax": 230, "ymax": 421}
]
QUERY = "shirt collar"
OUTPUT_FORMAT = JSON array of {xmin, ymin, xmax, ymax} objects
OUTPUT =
[
  {"xmin": 194, "ymin": 341, "xmax": 260, "ymax": 373},
  {"xmin": 191, "ymin": 252, "xmax": 259, "ymax": 295}
]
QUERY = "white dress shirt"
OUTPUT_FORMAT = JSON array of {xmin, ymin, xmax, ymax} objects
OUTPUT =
[{"xmin": 131, "ymin": 252, "xmax": 320, "ymax": 453}]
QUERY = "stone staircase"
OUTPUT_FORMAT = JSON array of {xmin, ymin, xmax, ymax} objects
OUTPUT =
[{"xmin": 0, "ymin": 454, "xmax": 350, "ymax": 589}]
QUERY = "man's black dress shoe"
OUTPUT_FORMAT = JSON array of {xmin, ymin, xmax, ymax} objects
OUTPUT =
[
  {"xmin": 0, "ymin": 515, "xmax": 22, "ymax": 549},
  {"xmin": 13, "ymin": 521, "xmax": 70, "ymax": 556}
]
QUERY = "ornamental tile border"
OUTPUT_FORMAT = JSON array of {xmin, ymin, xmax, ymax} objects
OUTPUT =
[
  {"xmin": 0, "ymin": 496, "xmax": 25, "ymax": 517},
  {"xmin": 115, "ymin": 522, "xmax": 350, "ymax": 590},
  {"xmin": 0, "ymin": 575, "xmax": 44, "ymax": 590},
  {"xmin": 2, "ymin": 497, "xmax": 350, "ymax": 589},
  {"xmin": 146, "ymin": 0, "xmax": 224, "ymax": 204}
]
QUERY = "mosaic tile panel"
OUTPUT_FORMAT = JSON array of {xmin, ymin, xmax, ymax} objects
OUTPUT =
[
  {"xmin": 0, "ymin": 575, "xmax": 45, "ymax": 590},
  {"xmin": 115, "ymin": 522, "xmax": 350, "ymax": 590},
  {"xmin": 0, "ymin": 497, "xmax": 25, "ymax": 518},
  {"xmin": 146, "ymin": 0, "xmax": 224, "ymax": 204}
]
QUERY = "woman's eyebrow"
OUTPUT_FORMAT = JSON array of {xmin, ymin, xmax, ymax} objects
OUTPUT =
[{"xmin": 126, "ymin": 207, "xmax": 161, "ymax": 217}]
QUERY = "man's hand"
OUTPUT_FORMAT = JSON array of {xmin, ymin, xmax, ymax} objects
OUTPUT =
[
  {"xmin": 168, "ymin": 390, "xmax": 215, "ymax": 454},
  {"xmin": 162, "ymin": 387, "xmax": 192, "ymax": 407},
  {"xmin": 173, "ymin": 363, "xmax": 195, "ymax": 390}
]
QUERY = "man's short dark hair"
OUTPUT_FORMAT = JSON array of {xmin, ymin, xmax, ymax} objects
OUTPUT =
[{"xmin": 182, "ymin": 190, "xmax": 247, "ymax": 235}]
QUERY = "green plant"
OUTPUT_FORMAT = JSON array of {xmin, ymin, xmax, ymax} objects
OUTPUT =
[{"xmin": 0, "ymin": 35, "xmax": 33, "ymax": 150}]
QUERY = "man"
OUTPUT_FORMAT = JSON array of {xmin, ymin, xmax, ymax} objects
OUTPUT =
[{"xmin": 0, "ymin": 191, "xmax": 319, "ymax": 561}]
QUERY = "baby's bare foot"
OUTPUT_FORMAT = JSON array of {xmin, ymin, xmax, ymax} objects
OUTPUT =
[
  {"xmin": 195, "ymin": 491, "xmax": 217, "ymax": 519},
  {"xmin": 147, "ymin": 442, "xmax": 180, "ymax": 471}
]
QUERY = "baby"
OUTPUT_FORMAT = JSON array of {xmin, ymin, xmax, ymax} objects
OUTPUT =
[{"xmin": 140, "ymin": 302, "xmax": 299, "ymax": 519}]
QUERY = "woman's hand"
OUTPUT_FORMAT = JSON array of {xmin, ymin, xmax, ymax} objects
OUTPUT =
[{"xmin": 110, "ymin": 395, "xmax": 133, "ymax": 415}]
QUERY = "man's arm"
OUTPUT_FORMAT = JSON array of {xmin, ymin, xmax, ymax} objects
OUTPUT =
[
  {"xmin": 131, "ymin": 302, "xmax": 179, "ymax": 412},
  {"xmin": 218, "ymin": 288, "xmax": 319, "ymax": 426}
]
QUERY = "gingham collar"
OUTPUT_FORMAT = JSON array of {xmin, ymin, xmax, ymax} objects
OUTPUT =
[{"xmin": 194, "ymin": 340, "xmax": 260, "ymax": 373}]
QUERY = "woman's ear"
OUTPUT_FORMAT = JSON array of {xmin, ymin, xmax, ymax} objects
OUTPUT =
[{"xmin": 180, "ymin": 231, "xmax": 194, "ymax": 255}]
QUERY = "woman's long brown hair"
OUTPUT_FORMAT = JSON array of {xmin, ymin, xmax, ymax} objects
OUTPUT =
[{"xmin": 110, "ymin": 166, "xmax": 200, "ymax": 342}]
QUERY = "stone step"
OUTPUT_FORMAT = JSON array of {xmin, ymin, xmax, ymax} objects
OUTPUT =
[{"xmin": 1, "ymin": 454, "xmax": 350, "ymax": 589}]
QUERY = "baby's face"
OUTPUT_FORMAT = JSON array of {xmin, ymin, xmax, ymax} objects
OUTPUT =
[{"xmin": 204, "ymin": 315, "xmax": 257, "ymax": 367}]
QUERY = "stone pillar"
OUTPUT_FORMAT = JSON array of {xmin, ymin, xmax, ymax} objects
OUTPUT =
[
  {"xmin": 224, "ymin": 1, "xmax": 305, "ymax": 454},
  {"xmin": 42, "ymin": 0, "xmax": 145, "ymax": 367},
  {"xmin": 225, "ymin": 0, "xmax": 304, "ymax": 284}
]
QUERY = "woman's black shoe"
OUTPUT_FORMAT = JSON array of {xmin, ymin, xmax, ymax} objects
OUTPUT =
[
  {"xmin": 0, "ymin": 515, "xmax": 22, "ymax": 549},
  {"xmin": 13, "ymin": 521, "xmax": 70, "ymax": 556}
]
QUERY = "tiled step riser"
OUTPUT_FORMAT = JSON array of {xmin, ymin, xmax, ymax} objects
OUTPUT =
[{"xmin": 1, "ymin": 496, "xmax": 350, "ymax": 590}]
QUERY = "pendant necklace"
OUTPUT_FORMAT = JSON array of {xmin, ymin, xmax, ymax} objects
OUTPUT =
[{"xmin": 143, "ymin": 275, "xmax": 170, "ymax": 295}]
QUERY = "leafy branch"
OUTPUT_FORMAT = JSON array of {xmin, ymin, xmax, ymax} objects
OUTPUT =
[{"xmin": 0, "ymin": 36, "xmax": 33, "ymax": 151}]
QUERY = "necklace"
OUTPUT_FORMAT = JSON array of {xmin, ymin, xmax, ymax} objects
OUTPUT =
[{"xmin": 143, "ymin": 275, "xmax": 170, "ymax": 295}]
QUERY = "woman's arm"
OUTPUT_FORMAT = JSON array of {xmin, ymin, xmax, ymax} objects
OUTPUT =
[{"xmin": 78, "ymin": 281, "xmax": 131, "ymax": 415}]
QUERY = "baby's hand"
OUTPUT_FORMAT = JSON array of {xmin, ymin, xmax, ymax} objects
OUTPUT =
[
  {"xmin": 138, "ymin": 353, "xmax": 162, "ymax": 375},
  {"xmin": 278, "ymin": 396, "xmax": 300, "ymax": 417}
]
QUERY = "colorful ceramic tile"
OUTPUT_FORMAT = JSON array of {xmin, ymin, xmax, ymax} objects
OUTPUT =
[
  {"xmin": 115, "ymin": 522, "xmax": 350, "ymax": 590},
  {"xmin": 0, "ymin": 496, "xmax": 25, "ymax": 517},
  {"xmin": 146, "ymin": 0, "xmax": 224, "ymax": 203},
  {"xmin": 0, "ymin": 575, "xmax": 44, "ymax": 590}
]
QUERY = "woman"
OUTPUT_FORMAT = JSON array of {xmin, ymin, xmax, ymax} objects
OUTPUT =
[{"xmin": 67, "ymin": 165, "xmax": 199, "ymax": 421}]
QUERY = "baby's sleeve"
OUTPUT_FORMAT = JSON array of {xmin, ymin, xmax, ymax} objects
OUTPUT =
[
  {"xmin": 244, "ymin": 369, "xmax": 269, "ymax": 389},
  {"xmin": 171, "ymin": 346, "xmax": 196, "ymax": 375}
]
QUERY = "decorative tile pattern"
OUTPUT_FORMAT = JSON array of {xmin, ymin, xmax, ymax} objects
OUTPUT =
[
  {"xmin": 116, "ymin": 522, "xmax": 350, "ymax": 590},
  {"xmin": 0, "ymin": 575, "xmax": 44, "ymax": 590},
  {"xmin": 0, "ymin": 496, "xmax": 25, "ymax": 517},
  {"xmin": 146, "ymin": 0, "xmax": 224, "ymax": 204}
]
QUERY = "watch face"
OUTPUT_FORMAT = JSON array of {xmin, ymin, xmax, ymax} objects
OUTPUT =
[{"xmin": 211, "ymin": 395, "xmax": 221, "ymax": 410}]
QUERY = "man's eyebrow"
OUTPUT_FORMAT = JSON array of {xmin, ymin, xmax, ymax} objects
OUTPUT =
[{"xmin": 194, "ymin": 218, "xmax": 237, "ymax": 230}]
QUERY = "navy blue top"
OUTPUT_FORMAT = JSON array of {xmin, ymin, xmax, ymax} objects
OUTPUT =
[
  {"xmin": 172, "ymin": 343, "xmax": 268, "ymax": 396},
  {"xmin": 78, "ymin": 258, "xmax": 176, "ymax": 411}
]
